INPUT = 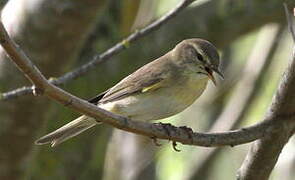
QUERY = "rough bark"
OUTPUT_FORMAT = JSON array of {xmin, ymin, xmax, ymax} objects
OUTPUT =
[
  {"xmin": 187, "ymin": 24, "xmax": 283, "ymax": 180},
  {"xmin": 237, "ymin": 46, "xmax": 295, "ymax": 179}
]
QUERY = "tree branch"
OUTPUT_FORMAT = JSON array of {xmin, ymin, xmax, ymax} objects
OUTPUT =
[
  {"xmin": 0, "ymin": 0, "xmax": 195, "ymax": 101},
  {"xmin": 0, "ymin": 17, "xmax": 281, "ymax": 148},
  {"xmin": 237, "ymin": 4, "xmax": 295, "ymax": 179},
  {"xmin": 187, "ymin": 24, "xmax": 283, "ymax": 180}
]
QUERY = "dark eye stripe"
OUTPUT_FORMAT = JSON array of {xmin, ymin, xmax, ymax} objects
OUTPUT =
[
  {"xmin": 187, "ymin": 43, "xmax": 205, "ymax": 63},
  {"xmin": 196, "ymin": 52, "xmax": 204, "ymax": 62}
]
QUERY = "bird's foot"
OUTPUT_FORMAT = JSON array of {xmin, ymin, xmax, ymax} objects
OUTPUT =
[
  {"xmin": 153, "ymin": 122, "xmax": 174, "ymax": 138},
  {"xmin": 172, "ymin": 141, "xmax": 181, "ymax": 152},
  {"xmin": 153, "ymin": 122, "xmax": 182, "ymax": 152}
]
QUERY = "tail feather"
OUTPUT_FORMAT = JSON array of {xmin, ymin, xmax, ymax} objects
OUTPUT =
[{"xmin": 35, "ymin": 115, "xmax": 99, "ymax": 147}]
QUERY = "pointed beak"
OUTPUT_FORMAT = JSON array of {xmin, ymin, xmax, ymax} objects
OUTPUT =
[
  {"xmin": 208, "ymin": 73, "xmax": 217, "ymax": 86},
  {"xmin": 205, "ymin": 67, "xmax": 224, "ymax": 86},
  {"xmin": 213, "ymin": 68, "xmax": 224, "ymax": 80}
]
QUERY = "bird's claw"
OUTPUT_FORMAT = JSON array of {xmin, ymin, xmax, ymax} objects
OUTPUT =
[
  {"xmin": 172, "ymin": 141, "xmax": 181, "ymax": 152},
  {"xmin": 153, "ymin": 122, "xmax": 183, "ymax": 151}
]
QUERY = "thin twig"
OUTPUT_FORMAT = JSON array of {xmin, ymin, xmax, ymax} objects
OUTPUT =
[
  {"xmin": 1, "ymin": 0, "xmax": 195, "ymax": 101},
  {"xmin": 0, "ymin": 17, "xmax": 280, "ymax": 148}
]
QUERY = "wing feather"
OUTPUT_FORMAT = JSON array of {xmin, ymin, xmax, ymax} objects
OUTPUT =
[{"xmin": 98, "ymin": 55, "xmax": 171, "ymax": 104}]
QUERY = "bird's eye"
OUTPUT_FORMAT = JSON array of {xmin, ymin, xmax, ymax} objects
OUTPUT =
[{"xmin": 196, "ymin": 53, "xmax": 204, "ymax": 62}]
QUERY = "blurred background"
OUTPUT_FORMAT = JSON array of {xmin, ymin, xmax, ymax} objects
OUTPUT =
[{"xmin": 0, "ymin": 0, "xmax": 295, "ymax": 180}]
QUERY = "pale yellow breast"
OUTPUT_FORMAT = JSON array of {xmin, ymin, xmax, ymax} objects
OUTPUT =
[
  {"xmin": 99, "ymin": 75, "xmax": 209, "ymax": 122},
  {"xmin": 175, "ymin": 75, "xmax": 208, "ymax": 106}
]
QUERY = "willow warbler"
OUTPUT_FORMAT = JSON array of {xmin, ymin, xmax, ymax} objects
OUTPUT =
[{"xmin": 36, "ymin": 38, "xmax": 223, "ymax": 147}]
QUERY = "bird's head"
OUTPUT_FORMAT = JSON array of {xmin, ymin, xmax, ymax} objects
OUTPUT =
[{"xmin": 172, "ymin": 38, "xmax": 224, "ymax": 85}]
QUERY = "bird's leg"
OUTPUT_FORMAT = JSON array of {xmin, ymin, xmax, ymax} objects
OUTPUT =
[
  {"xmin": 154, "ymin": 122, "xmax": 173, "ymax": 139},
  {"xmin": 151, "ymin": 122, "xmax": 172, "ymax": 146},
  {"xmin": 153, "ymin": 122, "xmax": 181, "ymax": 152}
]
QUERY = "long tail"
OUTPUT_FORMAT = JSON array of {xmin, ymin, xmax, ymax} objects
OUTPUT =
[{"xmin": 35, "ymin": 115, "xmax": 99, "ymax": 147}]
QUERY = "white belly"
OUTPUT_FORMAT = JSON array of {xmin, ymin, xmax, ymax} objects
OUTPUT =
[{"xmin": 99, "ymin": 77, "xmax": 208, "ymax": 121}]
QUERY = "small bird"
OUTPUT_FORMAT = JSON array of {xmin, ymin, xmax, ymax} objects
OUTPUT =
[{"xmin": 35, "ymin": 38, "xmax": 223, "ymax": 147}]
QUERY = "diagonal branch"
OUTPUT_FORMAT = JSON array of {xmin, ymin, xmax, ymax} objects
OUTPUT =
[
  {"xmin": 237, "ymin": 4, "xmax": 295, "ymax": 180},
  {"xmin": 0, "ymin": 16, "xmax": 282, "ymax": 148},
  {"xmin": 187, "ymin": 24, "xmax": 283, "ymax": 180},
  {"xmin": 0, "ymin": 0, "xmax": 195, "ymax": 101}
]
